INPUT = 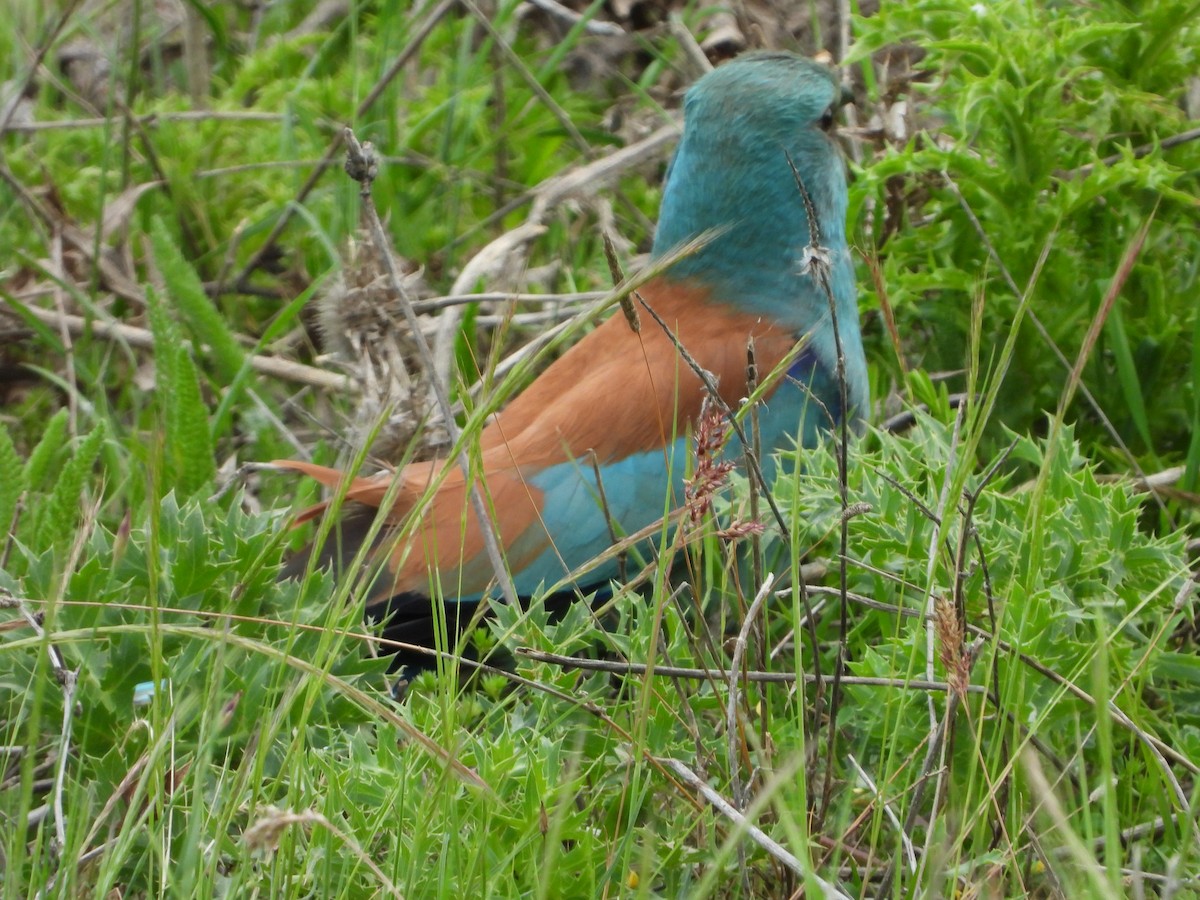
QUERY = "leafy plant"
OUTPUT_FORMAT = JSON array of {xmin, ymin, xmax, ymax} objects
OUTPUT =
[{"xmin": 1, "ymin": 0, "xmax": 1197, "ymax": 896}]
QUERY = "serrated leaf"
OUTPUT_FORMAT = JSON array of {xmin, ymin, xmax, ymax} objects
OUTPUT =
[
  {"xmin": 37, "ymin": 421, "xmax": 107, "ymax": 548},
  {"xmin": 150, "ymin": 217, "xmax": 244, "ymax": 383},
  {"xmin": 167, "ymin": 346, "xmax": 216, "ymax": 496},
  {"xmin": 145, "ymin": 283, "xmax": 180, "ymax": 411},
  {"xmin": 24, "ymin": 407, "xmax": 69, "ymax": 490},
  {"xmin": 0, "ymin": 426, "xmax": 25, "ymax": 534}
]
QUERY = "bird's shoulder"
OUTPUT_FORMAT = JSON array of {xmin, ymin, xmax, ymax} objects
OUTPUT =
[{"xmin": 488, "ymin": 278, "xmax": 802, "ymax": 466}]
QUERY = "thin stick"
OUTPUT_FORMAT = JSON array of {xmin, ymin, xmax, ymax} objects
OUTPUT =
[
  {"xmin": 785, "ymin": 152, "xmax": 853, "ymax": 827},
  {"xmin": 1058, "ymin": 125, "xmax": 1200, "ymax": 179},
  {"xmin": 17, "ymin": 305, "xmax": 354, "ymax": 392},
  {"xmin": 524, "ymin": 0, "xmax": 624, "ymax": 35},
  {"xmin": 4, "ymin": 110, "xmax": 284, "ymax": 134},
  {"xmin": 657, "ymin": 755, "xmax": 854, "ymax": 900},
  {"xmin": 516, "ymin": 648, "xmax": 983, "ymax": 693},
  {"xmin": 343, "ymin": 128, "xmax": 519, "ymax": 606},
  {"xmin": 727, "ymin": 574, "xmax": 775, "ymax": 815}
]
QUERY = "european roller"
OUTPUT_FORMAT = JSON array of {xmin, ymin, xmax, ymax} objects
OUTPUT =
[{"xmin": 275, "ymin": 52, "xmax": 869, "ymax": 671}]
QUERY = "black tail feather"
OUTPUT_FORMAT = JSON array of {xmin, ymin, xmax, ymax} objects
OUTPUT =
[{"xmin": 280, "ymin": 504, "xmax": 606, "ymax": 675}]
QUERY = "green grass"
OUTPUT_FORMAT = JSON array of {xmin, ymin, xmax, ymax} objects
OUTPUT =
[{"xmin": 2, "ymin": 0, "xmax": 1198, "ymax": 897}]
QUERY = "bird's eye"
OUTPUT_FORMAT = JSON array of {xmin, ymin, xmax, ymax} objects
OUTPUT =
[{"xmin": 818, "ymin": 105, "xmax": 836, "ymax": 131}]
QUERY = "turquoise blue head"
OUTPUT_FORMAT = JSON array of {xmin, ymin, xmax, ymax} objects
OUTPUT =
[{"xmin": 652, "ymin": 52, "xmax": 867, "ymax": 422}]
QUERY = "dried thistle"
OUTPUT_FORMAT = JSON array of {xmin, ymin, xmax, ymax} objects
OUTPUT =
[{"xmin": 315, "ymin": 234, "xmax": 448, "ymax": 464}]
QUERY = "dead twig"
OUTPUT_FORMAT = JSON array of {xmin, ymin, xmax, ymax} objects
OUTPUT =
[
  {"xmin": 657, "ymin": 755, "xmax": 854, "ymax": 900},
  {"xmin": 14, "ymin": 305, "xmax": 354, "ymax": 392},
  {"xmin": 515, "ymin": 648, "xmax": 983, "ymax": 694}
]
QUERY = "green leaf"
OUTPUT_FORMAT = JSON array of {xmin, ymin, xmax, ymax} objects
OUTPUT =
[
  {"xmin": 1105, "ymin": 302, "xmax": 1155, "ymax": 457},
  {"xmin": 1152, "ymin": 652, "xmax": 1200, "ymax": 684},
  {"xmin": 149, "ymin": 217, "xmax": 244, "ymax": 383},
  {"xmin": 37, "ymin": 421, "xmax": 107, "ymax": 547},
  {"xmin": 0, "ymin": 426, "xmax": 25, "ymax": 534},
  {"xmin": 167, "ymin": 346, "xmax": 216, "ymax": 497},
  {"xmin": 145, "ymin": 283, "xmax": 181, "ymax": 412},
  {"xmin": 23, "ymin": 407, "xmax": 70, "ymax": 490}
]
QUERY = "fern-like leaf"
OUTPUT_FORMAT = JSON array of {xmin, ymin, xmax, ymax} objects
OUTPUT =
[
  {"xmin": 36, "ymin": 421, "xmax": 107, "ymax": 548},
  {"xmin": 168, "ymin": 346, "xmax": 216, "ymax": 496},
  {"xmin": 23, "ymin": 407, "xmax": 69, "ymax": 491},
  {"xmin": 0, "ymin": 426, "xmax": 25, "ymax": 535},
  {"xmin": 150, "ymin": 218, "xmax": 244, "ymax": 383}
]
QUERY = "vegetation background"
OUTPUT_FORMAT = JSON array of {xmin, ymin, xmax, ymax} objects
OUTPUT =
[{"xmin": 1, "ymin": 0, "xmax": 1198, "ymax": 896}]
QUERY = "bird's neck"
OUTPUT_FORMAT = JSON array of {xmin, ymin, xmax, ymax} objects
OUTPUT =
[{"xmin": 651, "ymin": 132, "xmax": 853, "ymax": 336}]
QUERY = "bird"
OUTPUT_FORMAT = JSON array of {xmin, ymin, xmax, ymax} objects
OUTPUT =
[{"xmin": 274, "ymin": 51, "xmax": 869, "ymax": 673}]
